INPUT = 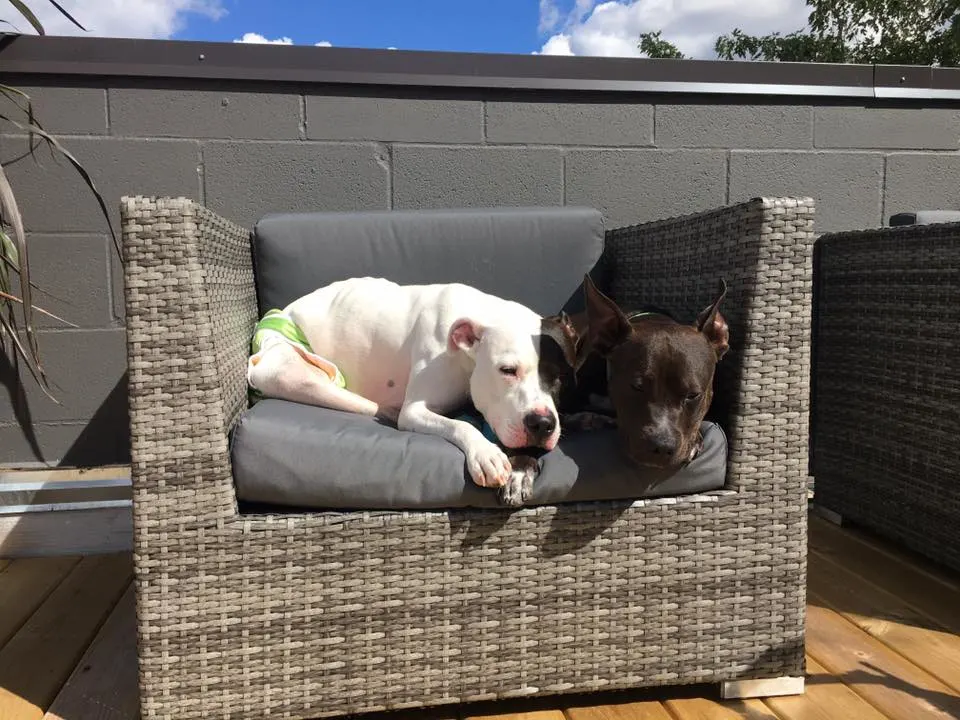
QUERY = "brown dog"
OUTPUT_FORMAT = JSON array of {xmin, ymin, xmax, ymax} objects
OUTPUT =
[
  {"xmin": 499, "ymin": 278, "xmax": 728, "ymax": 503},
  {"xmin": 570, "ymin": 274, "xmax": 729, "ymax": 470}
]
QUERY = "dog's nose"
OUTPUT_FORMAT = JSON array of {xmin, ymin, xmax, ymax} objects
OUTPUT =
[
  {"xmin": 649, "ymin": 433, "xmax": 678, "ymax": 456},
  {"xmin": 523, "ymin": 411, "xmax": 557, "ymax": 437}
]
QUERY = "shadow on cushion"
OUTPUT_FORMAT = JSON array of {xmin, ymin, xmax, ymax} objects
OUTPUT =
[{"xmin": 230, "ymin": 399, "xmax": 727, "ymax": 511}]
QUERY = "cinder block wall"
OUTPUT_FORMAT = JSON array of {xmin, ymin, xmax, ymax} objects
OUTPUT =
[{"xmin": 1, "ymin": 75, "xmax": 957, "ymax": 465}]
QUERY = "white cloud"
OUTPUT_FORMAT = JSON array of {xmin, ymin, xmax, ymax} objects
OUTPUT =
[
  {"xmin": 539, "ymin": 0, "xmax": 810, "ymax": 60},
  {"xmin": 232, "ymin": 35, "xmax": 332, "ymax": 46},
  {"xmin": 14, "ymin": 0, "xmax": 225, "ymax": 39},
  {"xmin": 540, "ymin": 33, "xmax": 574, "ymax": 55},
  {"xmin": 234, "ymin": 32, "xmax": 293, "ymax": 45},
  {"xmin": 539, "ymin": 0, "xmax": 562, "ymax": 33},
  {"xmin": 540, "ymin": 0, "xmax": 597, "ymax": 34}
]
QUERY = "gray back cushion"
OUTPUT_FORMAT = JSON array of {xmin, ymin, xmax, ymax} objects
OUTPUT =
[{"xmin": 252, "ymin": 206, "xmax": 605, "ymax": 315}]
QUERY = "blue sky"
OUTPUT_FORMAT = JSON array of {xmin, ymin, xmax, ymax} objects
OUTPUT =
[
  {"xmin": 181, "ymin": 0, "xmax": 542, "ymax": 55},
  {"xmin": 22, "ymin": 0, "xmax": 811, "ymax": 60}
]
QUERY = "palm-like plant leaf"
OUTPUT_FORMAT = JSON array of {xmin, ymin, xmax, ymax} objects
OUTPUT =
[
  {"xmin": 7, "ymin": 0, "xmax": 45, "ymax": 35},
  {"xmin": 0, "ymin": 310, "xmax": 59, "ymax": 402},
  {"xmin": 0, "ymin": 228, "xmax": 16, "ymax": 295},
  {"xmin": 0, "ymin": 162, "xmax": 53, "ymax": 399},
  {"xmin": 0, "ymin": 289, "xmax": 77, "ymax": 327},
  {"xmin": 0, "ymin": 70, "xmax": 117, "ymax": 403},
  {"xmin": 7, "ymin": 0, "xmax": 87, "ymax": 35},
  {"xmin": 0, "ymin": 110, "xmax": 120, "ymax": 260},
  {"xmin": 45, "ymin": 0, "xmax": 86, "ymax": 31}
]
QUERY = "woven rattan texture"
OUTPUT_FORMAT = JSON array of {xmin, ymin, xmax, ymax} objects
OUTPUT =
[
  {"xmin": 122, "ymin": 196, "xmax": 812, "ymax": 719},
  {"xmin": 812, "ymin": 222, "xmax": 960, "ymax": 572}
]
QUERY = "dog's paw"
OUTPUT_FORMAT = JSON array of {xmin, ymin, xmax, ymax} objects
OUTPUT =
[
  {"xmin": 587, "ymin": 393, "xmax": 615, "ymax": 414},
  {"xmin": 465, "ymin": 441, "xmax": 512, "ymax": 488},
  {"xmin": 562, "ymin": 411, "xmax": 617, "ymax": 432},
  {"xmin": 499, "ymin": 455, "xmax": 538, "ymax": 507}
]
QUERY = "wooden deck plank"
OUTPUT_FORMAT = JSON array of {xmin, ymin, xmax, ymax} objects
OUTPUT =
[
  {"xmin": 662, "ymin": 697, "xmax": 780, "ymax": 719},
  {"xmin": 0, "ymin": 507, "xmax": 133, "ymax": 558},
  {"xmin": 0, "ymin": 556, "xmax": 80, "ymax": 649},
  {"xmin": 809, "ymin": 547, "xmax": 960, "ymax": 693},
  {"xmin": 465, "ymin": 712, "xmax": 566, "ymax": 720},
  {"xmin": 764, "ymin": 656, "xmax": 889, "ymax": 720},
  {"xmin": 809, "ymin": 517, "xmax": 960, "ymax": 632},
  {"xmin": 806, "ymin": 601, "xmax": 960, "ymax": 720},
  {"xmin": 43, "ymin": 584, "xmax": 138, "ymax": 720},
  {"xmin": 0, "ymin": 466, "xmax": 130, "ymax": 484},
  {"xmin": 566, "ymin": 701, "xmax": 673, "ymax": 720},
  {"xmin": 812, "ymin": 513, "xmax": 960, "ymax": 592},
  {"xmin": 0, "ymin": 553, "xmax": 133, "ymax": 720}
]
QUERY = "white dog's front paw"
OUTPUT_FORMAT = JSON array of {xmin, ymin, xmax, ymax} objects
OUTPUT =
[
  {"xmin": 465, "ymin": 440, "xmax": 512, "ymax": 488},
  {"xmin": 499, "ymin": 455, "xmax": 538, "ymax": 507}
]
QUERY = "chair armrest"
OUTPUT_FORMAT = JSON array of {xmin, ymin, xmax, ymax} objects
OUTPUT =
[
  {"xmin": 603, "ymin": 197, "xmax": 816, "ymax": 496},
  {"xmin": 811, "ymin": 220, "xmax": 960, "ymax": 483},
  {"xmin": 121, "ymin": 196, "xmax": 257, "ymax": 525}
]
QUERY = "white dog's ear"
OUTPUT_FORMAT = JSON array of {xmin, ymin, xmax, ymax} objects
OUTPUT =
[{"xmin": 448, "ymin": 317, "xmax": 484, "ymax": 356}]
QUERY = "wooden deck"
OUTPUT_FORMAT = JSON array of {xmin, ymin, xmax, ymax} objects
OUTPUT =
[{"xmin": 1, "ymin": 515, "xmax": 959, "ymax": 720}]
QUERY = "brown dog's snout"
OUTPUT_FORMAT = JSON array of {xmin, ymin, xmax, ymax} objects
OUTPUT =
[{"xmin": 647, "ymin": 429, "xmax": 678, "ymax": 457}]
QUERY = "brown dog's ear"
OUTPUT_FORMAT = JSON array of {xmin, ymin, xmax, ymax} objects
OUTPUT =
[
  {"xmin": 695, "ymin": 279, "xmax": 729, "ymax": 360},
  {"xmin": 583, "ymin": 273, "xmax": 632, "ymax": 357},
  {"xmin": 540, "ymin": 312, "xmax": 579, "ymax": 369},
  {"xmin": 540, "ymin": 311, "xmax": 580, "ymax": 370}
]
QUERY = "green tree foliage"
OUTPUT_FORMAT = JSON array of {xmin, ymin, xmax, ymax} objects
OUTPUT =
[
  {"xmin": 640, "ymin": 0, "xmax": 960, "ymax": 66},
  {"xmin": 638, "ymin": 31, "xmax": 686, "ymax": 59}
]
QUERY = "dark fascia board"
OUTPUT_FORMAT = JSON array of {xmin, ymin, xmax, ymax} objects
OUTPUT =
[
  {"xmin": 1, "ymin": 34, "xmax": 955, "ymax": 99},
  {"xmin": 875, "ymin": 63, "xmax": 960, "ymax": 99}
]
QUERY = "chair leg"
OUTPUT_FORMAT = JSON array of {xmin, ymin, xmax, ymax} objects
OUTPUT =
[
  {"xmin": 812, "ymin": 504, "xmax": 845, "ymax": 526},
  {"xmin": 721, "ymin": 676, "xmax": 805, "ymax": 699}
]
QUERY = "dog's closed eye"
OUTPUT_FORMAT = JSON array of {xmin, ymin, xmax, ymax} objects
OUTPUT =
[
  {"xmin": 499, "ymin": 365, "xmax": 518, "ymax": 377},
  {"xmin": 685, "ymin": 391, "xmax": 704, "ymax": 404}
]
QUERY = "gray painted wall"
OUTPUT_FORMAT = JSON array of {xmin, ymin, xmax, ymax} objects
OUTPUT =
[{"xmin": 1, "ymin": 77, "xmax": 958, "ymax": 465}]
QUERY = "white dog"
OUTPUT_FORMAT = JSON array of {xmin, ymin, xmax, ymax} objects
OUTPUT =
[{"xmin": 247, "ymin": 277, "xmax": 562, "ymax": 489}]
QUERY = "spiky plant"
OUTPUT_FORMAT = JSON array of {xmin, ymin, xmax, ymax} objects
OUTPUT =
[{"xmin": 1, "ymin": 1, "xmax": 118, "ymax": 402}]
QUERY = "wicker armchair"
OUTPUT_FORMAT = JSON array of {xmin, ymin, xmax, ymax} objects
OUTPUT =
[
  {"xmin": 811, "ymin": 221, "xmax": 960, "ymax": 572},
  {"xmin": 121, "ymin": 195, "xmax": 814, "ymax": 720}
]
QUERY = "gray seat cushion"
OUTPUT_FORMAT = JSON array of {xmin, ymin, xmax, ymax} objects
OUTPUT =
[
  {"xmin": 230, "ymin": 399, "xmax": 728, "ymax": 511},
  {"xmin": 252, "ymin": 206, "xmax": 605, "ymax": 316}
]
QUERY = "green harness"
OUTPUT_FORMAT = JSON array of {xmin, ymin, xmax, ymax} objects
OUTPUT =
[{"xmin": 249, "ymin": 309, "xmax": 347, "ymax": 401}]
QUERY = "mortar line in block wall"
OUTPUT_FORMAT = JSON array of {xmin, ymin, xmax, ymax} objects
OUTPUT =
[
  {"xmin": 299, "ymin": 94, "xmax": 307, "ymax": 140},
  {"xmin": 30, "ymin": 327, "xmax": 126, "ymax": 335},
  {"xmin": 104, "ymin": 88, "xmax": 112, "ymax": 134},
  {"xmin": 105, "ymin": 234, "xmax": 119, "ymax": 326},
  {"xmin": 561, "ymin": 151, "xmax": 567, "ymax": 205},
  {"xmin": 880, "ymin": 154, "xmax": 888, "ymax": 225},
  {"xmin": 9, "ymin": 131, "xmax": 956, "ymax": 155},
  {"xmin": 386, "ymin": 143, "xmax": 394, "ymax": 209},
  {"xmin": 724, "ymin": 151, "xmax": 731, "ymax": 205},
  {"xmin": 198, "ymin": 143, "xmax": 207, "ymax": 204},
  {"xmin": 312, "ymin": 141, "xmax": 914, "ymax": 154}
]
